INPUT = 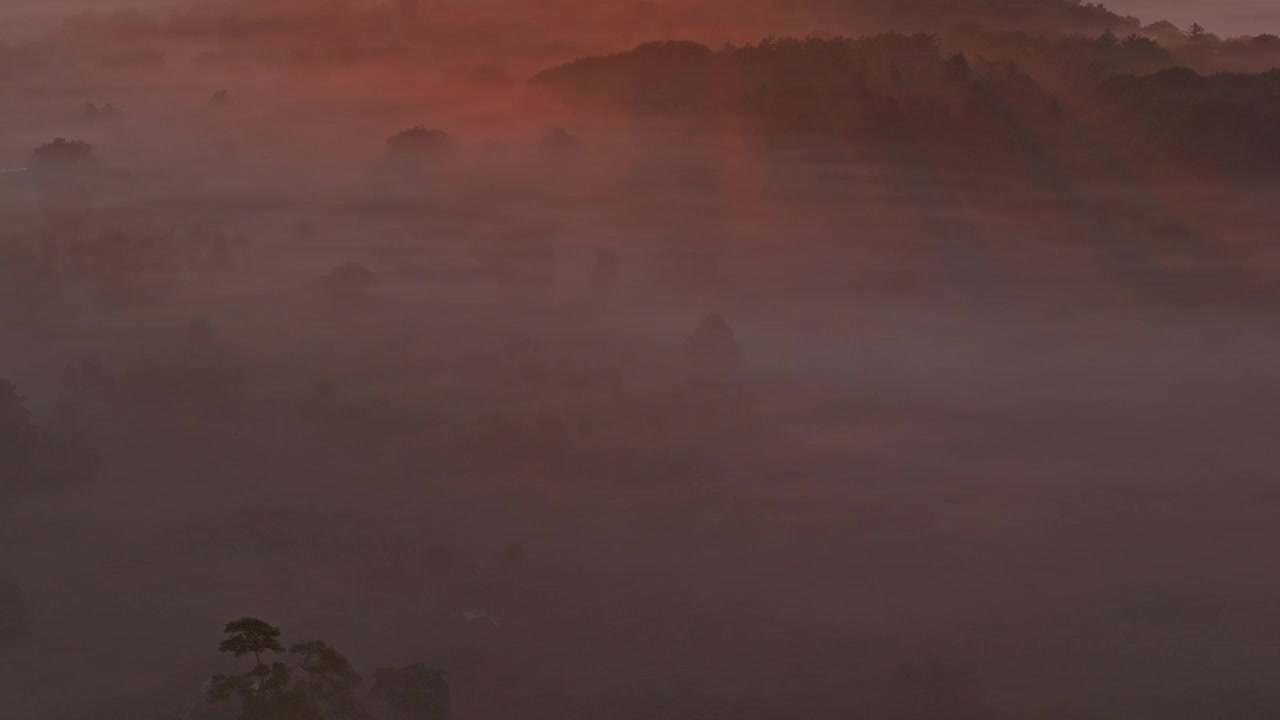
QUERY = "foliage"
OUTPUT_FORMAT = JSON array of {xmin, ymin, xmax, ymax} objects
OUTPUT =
[
  {"xmin": 208, "ymin": 618, "xmax": 450, "ymax": 720},
  {"xmin": 209, "ymin": 619, "xmax": 364, "ymax": 720},
  {"xmin": 534, "ymin": 31, "xmax": 1280, "ymax": 178},
  {"xmin": 1099, "ymin": 68, "xmax": 1280, "ymax": 176},
  {"xmin": 218, "ymin": 617, "xmax": 285, "ymax": 662},
  {"xmin": 31, "ymin": 138, "xmax": 97, "ymax": 172}
]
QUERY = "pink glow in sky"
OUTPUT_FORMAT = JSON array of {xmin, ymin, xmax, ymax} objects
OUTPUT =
[
  {"xmin": 1109, "ymin": 0, "xmax": 1280, "ymax": 35},
  {"xmin": 3, "ymin": 1, "xmax": 1278, "ymax": 39}
]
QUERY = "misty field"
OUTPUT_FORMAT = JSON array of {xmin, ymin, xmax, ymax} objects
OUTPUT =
[{"xmin": 5, "ymin": 3, "xmax": 1280, "ymax": 720}]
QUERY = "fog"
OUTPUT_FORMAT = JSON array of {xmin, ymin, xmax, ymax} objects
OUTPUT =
[
  {"xmin": 1110, "ymin": 1, "xmax": 1280, "ymax": 35},
  {"xmin": 3, "ymin": 2, "xmax": 1280, "ymax": 720}
]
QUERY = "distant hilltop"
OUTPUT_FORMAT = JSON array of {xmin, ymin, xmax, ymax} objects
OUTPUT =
[
  {"xmin": 13, "ymin": 0, "xmax": 1262, "ymax": 42},
  {"xmin": 40, "ymin": 0, "xmax": 1176, "ymax": 40}
]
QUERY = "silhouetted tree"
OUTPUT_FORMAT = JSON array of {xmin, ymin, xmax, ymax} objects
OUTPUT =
[
  {"xmin": 218, "ymin": 617, "xmax": 284, "ymax": 667},
  {"xmin": 1252, "ymin": 34, "xmax": 1280, "ymax": 50},
  {"xmin": 1121, "ymin": 33, "xmax": 1165, "ymax": 59},
  {"xmin": 945, "ymin": 52, "xmax": 971, "ymax": 81},
  {"xmin": 85, "ymin": 102, "xmax": 120, "ymax": 124},
  {"xmin": 30, "ymin": 139, "xmax": 97, "ymax": 230},
  {"xmin": 382, "ymin": 127, "xmax": 454, "ymax": 181},
  {"xmin": 1186, "ymin": 23, "xmax": 1208, "ymax": 40},
  {"xmin": 31, "ymin": 138, "xmax": 96, "ymax": 172},
  {"xmin": 387, "ymin": 127, "xmax": 453, "ymax": 162},
  {"xmin": 286, "ymin": 640, "xmax": 363, "ymax": 718},
  {"xmin": 210, "ymin": 618, "xmax": 363, "ymax": 720},
  {"xmin": 208, "ymin": 618, "xmax": 447, "ymax": 720}
]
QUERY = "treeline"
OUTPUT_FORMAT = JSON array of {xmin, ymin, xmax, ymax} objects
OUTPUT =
[
  {"xmin": 196, "ymin": 617, "xmax": 450, "ymax": 720},
  {"xmin": 812, "ymin": 0, "xmax": 1139, "ymax": 35},
  {"xmin": 955, "ymin": 25, "xmax": 1280, "ymax": 80},
  {"xmin": 23, "ymin": 0, "xmax": 1280, "ymax": 80},
  {"xmin": 22, "ymin": 0, "xmax": 1280, "ymax": 74},
  {"xmin": 533, "ymin": 35, "xmax": 1280, "ymax": 178},
  {"xmin": 535, "ymin": 36, "xmax": 1071, "ymax": 166},
  {"xmin": 1099, "ymin": 68, "xmax": 1280, "ymax": 177}
]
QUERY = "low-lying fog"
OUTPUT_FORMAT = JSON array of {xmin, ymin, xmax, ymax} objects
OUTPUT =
[{"xmin": 4, "ymin": 8, "xmax": 1280, "ymax": 720}]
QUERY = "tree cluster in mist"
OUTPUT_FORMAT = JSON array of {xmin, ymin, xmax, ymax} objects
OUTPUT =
[{"xmin": 198, "ymin": 617, "xmax": 449, "ymax": 720}]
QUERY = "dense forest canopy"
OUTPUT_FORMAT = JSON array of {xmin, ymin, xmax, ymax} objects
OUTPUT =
[{"xmin": 531, "ymin": 33, "xmax": 1280, "ymax": 178}]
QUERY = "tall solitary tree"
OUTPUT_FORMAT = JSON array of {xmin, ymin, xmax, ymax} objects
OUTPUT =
[{"xmin": 218, "ymin": 617, "xmax": 285, "ymax": 667}]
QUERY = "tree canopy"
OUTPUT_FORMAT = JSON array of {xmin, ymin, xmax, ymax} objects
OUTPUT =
[{"xmin": 207, "ymin": 618, "xmax": 449, "ymax": 720}]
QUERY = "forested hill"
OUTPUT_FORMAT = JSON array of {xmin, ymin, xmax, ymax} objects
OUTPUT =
[
  {"xmin": 784, "ymin": 0, "xmax": 1141, "ymax": 34},
  {"xmin": 533, "ymin": 36, "xmax": 1280, "ymax": 179},
  {"xmin": 476, "ymin": 0, "xmax": 1141, "ymax": 36},
  {"xmin": 38, "ymin": 0, "xmax": 1159, "ymax": 69},
  {"xmin": 27, "ymin": 0, "xmax": 1273, "ymax": 78}
]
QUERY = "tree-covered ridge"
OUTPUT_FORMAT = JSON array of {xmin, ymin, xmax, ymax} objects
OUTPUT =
[
  {"xmin": 533, "ymin": 35, "xmax": 1061, "ymax": 137},
  {"xmin": 28, "ymin": 0, "xmax": 1277, "ymax": 74},
  {"xmin": 1098, "ymin": 68, "xmax": 1280, "ymax": 176},
  {"xmin": 802, "ymin": 0, "xmax": 1140, "ymax": 34},
  {"xmin": 532, "ymin": 34, "xmax": 1280, "ymax": 177}
]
